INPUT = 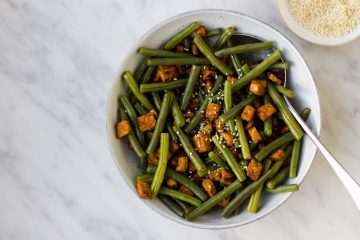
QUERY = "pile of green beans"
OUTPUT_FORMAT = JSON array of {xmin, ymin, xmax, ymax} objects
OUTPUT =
[{"xmin": 116, "ymin": 22, "xmax": 310, "ymax": 221}]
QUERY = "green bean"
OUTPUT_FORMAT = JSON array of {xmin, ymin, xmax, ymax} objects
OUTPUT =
[
  {"xmin": 166, "ymin": 168, "xmax": 208, "ymax": 201},
  {"xmin": 184, "ymin": 37, "xmax": 191, "ymax": 53},
  {"xmin": 193, "ymin": 34, "xmax": 233, "ymax": 76},
  {"xmin": 300, "ymin": 108, "xmax": 311, "ymax": 120},
  {"xmin": 184, "ymin": 75, "xmax": 224, "ymax": 133},
  {"xmin": 181, "ymin": 65, "xmax": 200, "ymax": 111},
  {"xmin": 140, "ymin": 66, "xmax": 156, "ymax": 84},
  {"xmin": 170, "ymin": 93, "xmax": 186, "ymax": 127},
  {"xmin": 240, "ymin": 160, "xmax": 249, "ymax": 168},
  {"xmin": 139, "ymin": 47, "xmax": 192, "ymax": 57},
  {"xmin": 134, "ymin": 57, "xmax": 149, "ymax": 82},
  {"xmin": 224, "ymin": 80, "xmax": 238, "ymax": 140},
  {"xmin": 198, "ymin": 91, "xmax": 205, "ymax": 104},
  {"xmin": 227, "ymin": 40, "xmax": 244, "ymax": 77},
  {"xmin": 266, "ymin": 166, "xmax": 290, "ymax": 189},
  {"xmin": 146, "ymin": 92, "xmax": 174, "ymax": 154},
  {"xmin": 247, "ymin": 158, "xmax": 272, "ymax": 213},
  {"xmin": 120, "ymin": 96, "xmax": 146, "ymax": 150},
  {"xmin": 186, "ymin": 180, "xmax": 243, "ymax": 221},
  {"xmin": 208, "ymin": 75, "xmax": 224, "ymax": 95},
  {"xmin": 147, "ymin": 57, "xmax": 210, "ymax": 66},
  {"xmin": 140, "ymin": 79, "xmax": 187, "ymax": 93},
  {"xmin": 263, "ymin": 94, "xmax": 272, "ymax": 136},
  {"xmin": 204, "ymin": 157, "xmax": 215, "ymax": 165},
  {"xmin": 173, "ymin": 198, "xmax": 195, "ymax": 215},
  {"xmin": 134, "ymin": 102, "xmax": 148, "ymax": 116},
  {"xmin": 159, "ymin": 187, "xmax": 202, "ymax": 207},
  {"xmin": 206, "ymin": 28, "xmax": 223, "ymax": 38},
  {"xmin": 158, "ymin": 195, "xmax": 185, "ymax": 217},
  {"xmin": 250, "ymin": 142, "xmax": 258, "ymax": 151},
  {"xmin": 241, "ymin": 63, "xmax": 251, "ymax": 74},
  {"xmin": 167, "ymin": 122, "xmax": 177, "ymax": 141},
  {"xmin": 274, "ymin": 84, "xmax": 296, "ymax": 98},
  {"xmin": 173, "ymin": 125, "xmax": 207, "ymax": 177},
  {"xmin": 119, "ymin": 108, "xmax": 147, "ymax": 161},
  {"xmin": 164, "ymin": 22, "xmax": 201, "ymax": 50},
  {"xmin": 208, "ymin": 151, "xmax": 229, "ymax": 168},
  {"xmin": 232, "ymin": 50, "xmax": 281, "ymax": 91},
  {"xmin": 151, "ymin": 133, "xmax": 169, "ymax": 198},
  {"xmin": 290, "ymin": 108, "xmax": 311, "ymax": 178},
  {"xmin": 215, "ymin": 42, "xmax": 273, "ymax": 57},
  {"xmin": 129, "ymin": 94, "xmax": 137, "ymax": 105},
  {"xmin": 221, "ymin": 169, "xmax": 273, "ymax": 218},
  {"xmin": 212, "ymin": 135, "xmax": 246, "ymax": 182},
  {"xmin": 151, "ymin": 92, "xmax": 178, "ymax": 141},
  {"xmin": 269, "ymin": 62, "xmax": 289, "ymax": 70},
  {"xmin": 289, "ymin": 139, "xmax": 301, "ymax": 179},
  {"xmin": 255, "ymin": 132, "xmax": 294, "ymax": 161},
  {"xmin": 213, "ymin": 27, "xmax": 235, "ymax": 51},
  {"xmin": 151, "ymin": 92, "xmax": 162, "ymax": 110},
  {"xmin": 136, "ymin": 174, "xmax": 154, "ymax": 183},
  {"xmin": 265, "ymin": 184, "xmax": 299, "ymax": 193},
  {"xmin": 234, "ymin": 195, "xmax": 244, "ymax": 215},
  {"xmin": 207, "ymin": 165, "xmax": 218, "ymax": 172},
  {"xmin": 123, "ymin": 71, "xmax": 155, "ymax": 110},
  {"xmin": 267, "ymin": 82, "xmax": 303, "ymax": 140},
  {"xmin": 235, "ymin": 116, "xmax": 251, "ymax": 160},
  {"xmin": 219, "ymin": 95, "xmax": 258, "ymax": 123},
  {"xmin": 251, "ymin": 62, "xmax": 290, "ymax": 70},
  {"xmin": 146, "ymin": 165, "xmax": 157, "ymax": 174}
]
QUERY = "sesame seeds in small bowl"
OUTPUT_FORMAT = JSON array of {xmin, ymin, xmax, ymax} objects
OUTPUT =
[{"xmin": 276, "ymin": 0, "xmax": 360, "ymax": 46}]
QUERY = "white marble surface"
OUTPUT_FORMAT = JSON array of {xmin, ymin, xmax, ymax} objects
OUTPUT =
[{"xmin": 0, "ymin": 0, "xmax": 359, "ymax": 239}]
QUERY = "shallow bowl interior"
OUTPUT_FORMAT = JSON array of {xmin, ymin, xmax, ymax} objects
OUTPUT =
[
  {"xmin": 276, "ymin": 0, "xmax": 360, "ymax": 46},
  {"xmin": 107, "ymin": 9, "xmax": 321, "ymax": 229}
]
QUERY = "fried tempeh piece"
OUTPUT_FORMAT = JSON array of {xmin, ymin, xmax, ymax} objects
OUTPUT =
[
  {"xmin": 156, "ymin": 65, "xmax": 178, "ymax": 82},
  {"xmin": 267, "ymin": 72, "xmax": 282, "ymax": 85},
  {"xmin": 202, "ymin": 179, "xmax": 217, "ymax": 197},
  {"xmin": 175, "ymin": 156, "xmax": 189, "ymax": 172},
  {"xmin": 220, "ymin": 168, "xmax": 234, "ymax": 185},
  {"xmin": 248, "ymin": 127, "xmax": 262, "ymax": 144},
  {"xmin": 221, "ymin": 132, "xmax": 234, "ymax": 147},
  {"xmin": 205, "ymin": 102, "xmax": 222, "ymax": 120},
  {"xmin": 209, "ymin": 168, "xmax": 222, "ymax": 182},
  {"xmin": 179, "ymin": 185, "xmax": 194, "ymax": 196},
  {"xmin": 137, "ymin": 112, "xmax": 157, "ymax": 132},
  {"xmin": 257, "ymin": 103, "xmax": 277, "ymax": 121},
  {"xmin": 202, "ymin": 66, "xmax": 217, "ymax": 80},
  {"xmin": 116, "ymin": 120, "xmax": 132, "ymax": 138},
  {"xmin": 136, "ymin": 182, "xmax": 152, "ymax": 199},
  {"xmin": 196, "ymin": 26, "xmax": 207, "ymax": 37},
  {"xmin": 170, "ymin": 141, "xmax": 180, "ymax": 153},
  {"xmin": 269, "ymin": 148, "xmax": 286, "ymax": 161},
  {"xmin": 192, "ymin": 132, "xmax": 212, "ymax": 153},
  {"xmin": 249, "ymin": 79, "xmax": 267, "ymax": 96},
  {"xmin": 166, "ymin": 178, "xmax": 179, "ymax": 189},
  {"xmin": 241, "ymin": 105, "xmax": 256, "ymax": 122},
  {"xmin": 147, "ymin": 154, "xmax": 159, "ymax": 165},
  {"xmin": 227, "ymin": 75, "xmax": 237, "ymax": 84},
  {"xmin": 246, "ymin": 159, "xmax": 263, "ymax": 181}
]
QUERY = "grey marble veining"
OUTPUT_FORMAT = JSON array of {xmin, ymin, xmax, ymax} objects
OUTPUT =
[{"xmin": 0, "ymin": 0, "xmax": 359, "ymax": 239}]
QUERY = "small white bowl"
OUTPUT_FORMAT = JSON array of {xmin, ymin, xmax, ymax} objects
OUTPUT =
[
  {"xmin": 276, "ymin": 0, "xmax": 360, "ymax": 46},
  {"xmin": 107, "ymin": 9, "xmax": 321, "ymax": 228}
]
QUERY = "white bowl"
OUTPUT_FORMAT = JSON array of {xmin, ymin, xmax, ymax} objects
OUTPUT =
[
  {"xmin": 107, "ymin": 9, "xmax": 321, "ymax": 229},
  {"xmin": 276, "ymin": 0, "xmax": 360, "ymax": 46}
]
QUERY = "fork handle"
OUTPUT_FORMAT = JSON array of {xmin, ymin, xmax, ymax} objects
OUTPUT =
[{"xmin": 285, "ymin": 98, "xmax": 360, "ymax": 210}]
